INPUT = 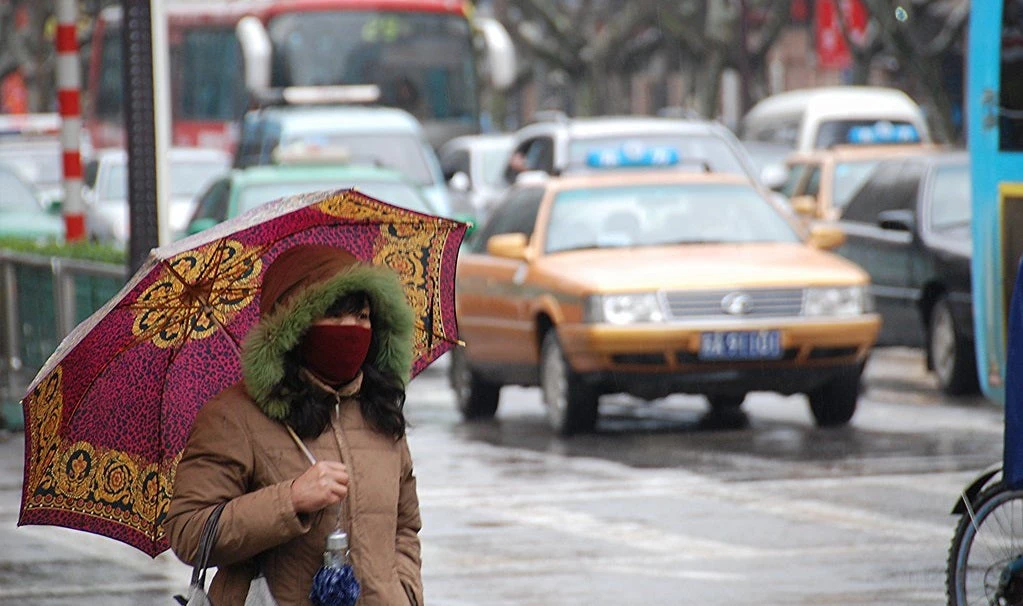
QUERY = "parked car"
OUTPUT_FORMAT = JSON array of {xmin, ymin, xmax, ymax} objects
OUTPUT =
[
  {"xmin": 0, "ymin": 113, "xmax": 81, "ymax": 207},
  {"xmin": 0, "ymin": 163, "xmax": 63, "ymax": 241},
  {"xmin": 233, "ymin": 104, "xmax": 452, "ymax": 216},
  {"xmin": 439, "ymin": 133, "xmax": 514, "ymax": 221},
  {"xmin": 740, "ymin": 86, "xmax": 931, "ymax": 152},
  {"xmin": 452, "ymin": 169, "xmax": 880, "ymax": 435},
  {"xmin": 499, "ymin": 113, "xmax": 761, "ymax": 186},
  {"xmin": 185, "ymin": 163, "xmax": 437, "ymax": 236},
  {"xmin": 782, "ymin": 143, "xmax": 938, "ymax": 221},
  {"xmin": 832, "ymin": 151, "xmax": 977, "ymax": 394},
  {"xmin": 83, "ymin": 147, "xmax": 230, "ymax": 246}
]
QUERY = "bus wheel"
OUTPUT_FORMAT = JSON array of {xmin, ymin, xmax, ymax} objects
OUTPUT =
[{"xmin": 928, "ymin": 296, "xmax": 980, "ymax": 396}]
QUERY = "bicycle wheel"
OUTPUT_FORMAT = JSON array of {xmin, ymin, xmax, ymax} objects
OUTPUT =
[{"xmin": 947, "ymin": 485, "xmax": 1023, "ymax": 605}]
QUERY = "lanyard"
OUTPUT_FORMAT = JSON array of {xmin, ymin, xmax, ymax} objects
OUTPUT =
[{"xmin": 285, "ymin": 411, "xmax": 349, "ymax": 534}]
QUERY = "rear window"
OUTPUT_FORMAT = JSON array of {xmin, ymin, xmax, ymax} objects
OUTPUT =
[
  {"xmin": 567, "ymin": 135, "xmax": 749, "ymax": 177},
  {"xmin": 281, "ymin": 133, "xmax": 435, "ymax": 185}
]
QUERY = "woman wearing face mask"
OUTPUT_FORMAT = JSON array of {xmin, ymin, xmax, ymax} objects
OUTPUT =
[{"xmin": 166, "ymin": 244, "xmax": 423, "ymax": 606}]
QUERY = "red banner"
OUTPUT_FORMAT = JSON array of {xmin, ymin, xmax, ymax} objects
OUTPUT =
[{"xmin": 816, "ymin": 0, "xmax": 868, "ymax": 70}]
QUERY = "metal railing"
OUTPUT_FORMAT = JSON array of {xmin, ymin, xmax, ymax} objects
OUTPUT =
[{"xmin": 0, "ymin": 250, "xmax": 126, "ymax": 429}]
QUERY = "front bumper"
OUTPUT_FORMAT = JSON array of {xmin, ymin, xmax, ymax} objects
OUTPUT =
[{"xmin": 558, "ymin": 315, "xmax": 881, "ymax": 397}]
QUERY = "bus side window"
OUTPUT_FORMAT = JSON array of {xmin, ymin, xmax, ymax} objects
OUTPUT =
[{"xmin": 1001, "ymin": 0, "xmax": 1023, "ymax": 150}]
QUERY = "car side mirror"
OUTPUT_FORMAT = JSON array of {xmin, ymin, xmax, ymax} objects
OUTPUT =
[
  {"xmin": 449, "ymin": 171, "xmax": 470, "ymax": 193},
  {"xmin": 790, "ymin": 194, "xmax": 817, "ymax": 217},
  {"xmin": 877, "ymin": 209, "xmax": 915, "ymax": 232},
  {"xmin": 486, "ymin": 232, "xmax": 530, "ymax": 260},
  {"xmin": 808, "ymin": 224, "xmax": 846, "ymax": 250},
  {"xmin": 186, "ymin": 217, "xmax": 219, "ymax": 236},
  {"xmin": 760, "ymin": 163, "xmax": 789, "ymax": 191}
]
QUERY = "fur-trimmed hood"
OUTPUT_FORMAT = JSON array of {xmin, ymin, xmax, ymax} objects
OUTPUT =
[{"xmin": 241, "ymin": 246, "xmax": 414, "ymax": 420}]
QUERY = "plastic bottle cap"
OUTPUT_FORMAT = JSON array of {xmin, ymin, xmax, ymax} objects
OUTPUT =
[{"xmin": 326, "ymin": 530, "xmax": 349, "ymax": 551}]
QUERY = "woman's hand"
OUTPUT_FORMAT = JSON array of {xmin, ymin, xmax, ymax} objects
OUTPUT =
[{"xmin": 290, "ymin": 461, "xmax": 349, "ymax": 514}]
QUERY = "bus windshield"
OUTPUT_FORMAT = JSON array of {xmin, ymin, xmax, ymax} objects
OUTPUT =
[{"xmin": 267, "ymin": 11, "xmax": 477, "ymax": 122}]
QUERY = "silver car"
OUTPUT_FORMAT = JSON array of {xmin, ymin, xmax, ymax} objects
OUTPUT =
[{"xmin": 84, "ymin": 147, "xmax": 230, "ymax": 246}]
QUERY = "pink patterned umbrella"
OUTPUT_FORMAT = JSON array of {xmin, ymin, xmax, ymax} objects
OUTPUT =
[{"xmin": 19, "ymin": 189, "xmax": 467, "ymax": 556}]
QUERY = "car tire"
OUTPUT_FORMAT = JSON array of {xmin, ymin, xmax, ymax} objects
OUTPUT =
[
  {"xmin": 540, "ymin": 331, "xmax": 599, "ymax": 436},
  {"xmin": 807, "ymin": 366, "xmax": 861, "ymax": 427},
  {"xmin": 928, "ymin": 295, "xmax": 980, "ymax": 396},
  {"xmin": 449, "ymin": 346, "xmax": 500, "ymax": 420},
  {"xmin": 707, "ymin": 394, "xmax": 746, "ymax": 412}
]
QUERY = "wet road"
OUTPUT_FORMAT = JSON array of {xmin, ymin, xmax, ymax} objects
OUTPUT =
[{"xmin": 0, "ymin": 347, "xmax": 1004, "ymax": 604}]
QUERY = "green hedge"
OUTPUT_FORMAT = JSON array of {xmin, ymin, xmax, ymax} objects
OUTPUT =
[{"xmin": 0, "ymin": 238, "xmax": 127, "ymax": 265}]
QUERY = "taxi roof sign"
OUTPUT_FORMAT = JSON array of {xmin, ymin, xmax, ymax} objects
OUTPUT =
[
  {"xmin": 846, "ymin": 122, "xmax": 920, "ymax": 145},
  {"xmin": 586, "ymin": 143, "xmax": 680, "ymax": 169}
]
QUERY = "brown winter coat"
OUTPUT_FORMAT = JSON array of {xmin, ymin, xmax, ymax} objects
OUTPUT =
[{"xmin": 165, "ymin": 245, "xmax": 424, "ymax": 605}]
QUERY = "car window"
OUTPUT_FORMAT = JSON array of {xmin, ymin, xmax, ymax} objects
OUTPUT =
[
  {"xmin": 279, "ymin": 133, "xmax": 435, "ymax": 185},
  {"xmin": 191, "ymin": 179, "xmax": 231, "ymax": 223},
  {"xmin": 525, "ymin": 137, "xmax": 554, "ymax": 173},
  {"xmin": 0, "ymin": 167, "xmax": 40, "ymax": 211},
  {"xmin": 544, "ymin": 183, "xmax": 798, "ymax": 253},
  {"xmin": 803, "ymin": 165, "xmax": 822, "ymax": 198},
  {"xmin": 929, "ymin": 163, "xmax": 971, "ymax": 231},
  {"xmin": 99, "ymin": 161, "xmax": 227, "ymax": 202},
  {"xmin": 471, "ymin": 187, "xmax": 544, "ymax": 253},
  {"xmin": 781, "ymin": 163, "xmax": 809, "ymax": 197},
  {"xmin": 567, "ymin": 135, "xmax": 748, "ymax": 176},
  {"xmin": 831, "ymin": 160, "xmax": 882, "ymax": 211},
  {"xmin": 815, "ymin": 120, "xmax": 920, "ymax": 148},
  {"xmin": 441, "ymin": 149, "xmax": 470, "ymax": 181},
  {"xmin": 841, "ymin": 161, "xmax": 923, "ymax": 223}
]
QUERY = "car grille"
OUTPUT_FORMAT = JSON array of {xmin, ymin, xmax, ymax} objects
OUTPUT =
[{"xmin": 660, "ymin": 288, "xmax": 805, "ymax": 319}]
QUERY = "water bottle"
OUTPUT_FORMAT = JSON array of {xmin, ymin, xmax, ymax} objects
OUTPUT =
[{"xmin": 323, "ymin": 529, "xmax": 349, "ymax": 569}]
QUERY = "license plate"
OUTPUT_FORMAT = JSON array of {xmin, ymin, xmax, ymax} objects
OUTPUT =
[{"xmin": 699, "ymin": 330, "xmax": 782, "ymax": 361}]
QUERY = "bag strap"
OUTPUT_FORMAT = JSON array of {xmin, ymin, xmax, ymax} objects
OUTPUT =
[
  {"xmin": 191, "ymin": 502, "xmax": 228, "ymax": 589},
  {"xmin": 286, "ymin": 425, "xmax": 317, "ymax": 465}
]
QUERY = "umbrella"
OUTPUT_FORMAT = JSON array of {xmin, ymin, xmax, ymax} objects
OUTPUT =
[{"xmin": 19, "ymin": 189, "xmax": 467, "ymax": 556}]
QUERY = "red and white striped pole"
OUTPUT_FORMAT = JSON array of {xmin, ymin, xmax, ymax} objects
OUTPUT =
[{"xmin": 55, "ymin": 0, "xmax": 85, "ymax": 242}]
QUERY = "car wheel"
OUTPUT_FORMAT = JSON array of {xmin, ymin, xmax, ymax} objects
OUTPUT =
[
  {"xmin": 540, "ymin": 331, "xmax": 598, "ymax": 436},
  {"xmin": 807, "ymin": 366, "xmax": 861, "ymax": 427},
  {"xmin": 449, "ymin": 346, "xmax": 500, "ymax": 420},
  {"xmin": 928, "ymin": 295, "xmax": 980, "ymax": 396},
  {"xmin": 707, "ymin": 394, "xmax": 746, "ymax": 412}
]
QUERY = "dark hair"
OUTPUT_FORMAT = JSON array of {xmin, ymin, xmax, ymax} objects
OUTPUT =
[{"xmin": 276, "ymin": 292, "xmax": 408, "ymax": 440}]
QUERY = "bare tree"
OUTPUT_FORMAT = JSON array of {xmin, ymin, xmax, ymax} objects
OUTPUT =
[
  {"xmin": 0, "ymin": 0, "xmax": 107, "ymax": 113},
  {"xmin": 833, "ymin": 0, "xmax": 967, "ymax": 142}
]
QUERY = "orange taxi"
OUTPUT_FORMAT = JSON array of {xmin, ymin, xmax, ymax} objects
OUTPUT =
[
  {"xmin": 451, "ymin": 168, "xmax": 881, "ymax": 435},
  {"xmin": 783, "ymin": 143, "xmax": 938, "ymax": 221}
]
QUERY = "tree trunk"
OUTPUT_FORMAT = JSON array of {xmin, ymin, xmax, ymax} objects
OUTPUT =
[{"xmin": 697, "ymin": 48, "xmax": 727, "ymax": 118}]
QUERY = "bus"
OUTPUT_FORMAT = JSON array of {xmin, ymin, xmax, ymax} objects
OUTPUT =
[
  {"xmin": 969, "ymin": 0, "xmax": 1023, "ymax": 405},
  {"xmin": 86, "ymin": 3, "xmax": 250, "ymax": 151},
  {"xmin": 84, "ymin": 0, "xmax": 514, "ymax": 153}
]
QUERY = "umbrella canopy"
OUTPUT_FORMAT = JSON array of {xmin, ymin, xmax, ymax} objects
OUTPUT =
[{"xmin": 19, "ymin": 189, "xmax": 467, "ymax": 556}]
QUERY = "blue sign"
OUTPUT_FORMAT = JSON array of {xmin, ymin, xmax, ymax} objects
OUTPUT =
[
  {"xmin": 847, "ymin": 122, "xmax": 920, "ymax": 144},
  {"xmin": 586, "ymin": 143, "xmax": 680, "ymax": 168}
]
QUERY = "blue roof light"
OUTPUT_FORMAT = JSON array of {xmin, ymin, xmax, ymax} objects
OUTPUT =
[
  {"xmin": 847, "ymin": 122, "xmax": 920, "ymax": 144},
  {"xmin": 586, "ymin": 143, "xmax": 680, "ymax": 168}
]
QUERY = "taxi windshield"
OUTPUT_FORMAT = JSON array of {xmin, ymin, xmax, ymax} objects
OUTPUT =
[
  {"xmin": 831, "ymin": 160, "xmax": 881, "ymax": 210},
  {"xmin": 545, "ymin": 183, "xmax": 799, "ymax": 253}
]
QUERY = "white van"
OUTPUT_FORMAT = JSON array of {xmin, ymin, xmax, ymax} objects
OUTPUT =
[{"xmin": 741, "ymin": 86, "xmax": 932, "ymax": 152}]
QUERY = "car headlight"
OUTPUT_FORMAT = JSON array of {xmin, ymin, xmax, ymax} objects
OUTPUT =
[
  {"xmin": 586, "ymin": 293, "xmax": 664, "ymax": 324},
  {"xmin": 803, "ymin": 286, "xmax": 871, "ymax": 316}
]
